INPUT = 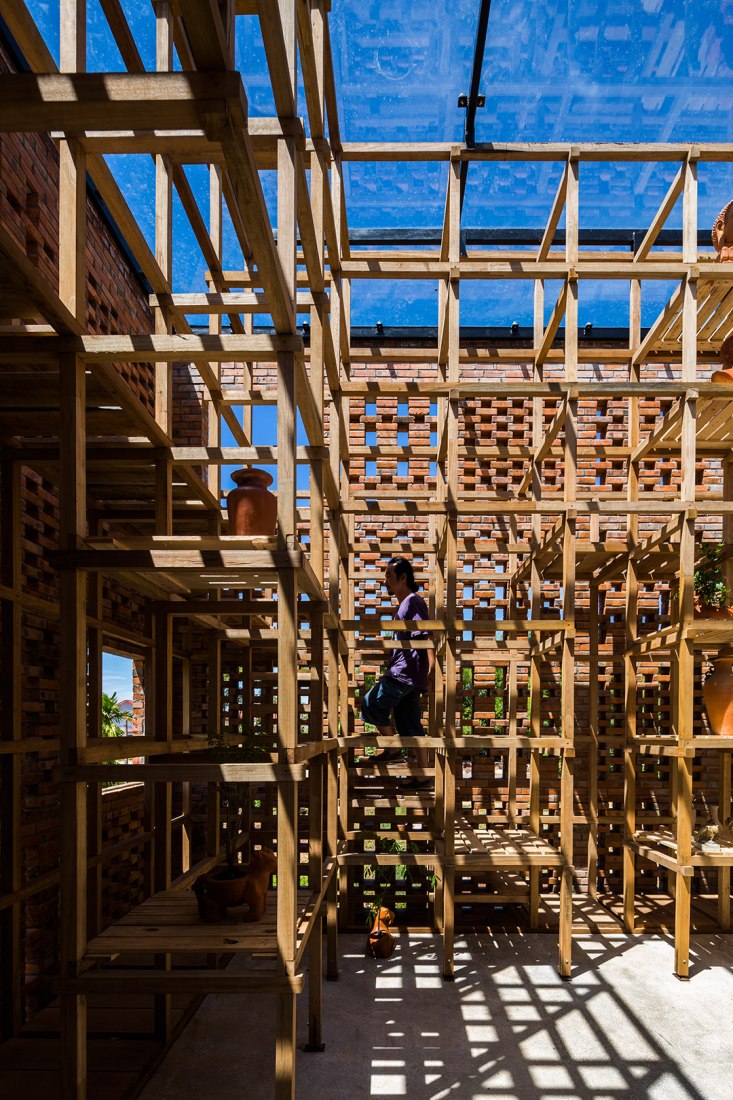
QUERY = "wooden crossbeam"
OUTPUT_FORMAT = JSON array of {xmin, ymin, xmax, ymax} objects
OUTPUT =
[
  {"xmin": 0, "ymin": 333, "xmax": 302, "ymax": 362},
  {"xmin": 0, "ymin": 72, "xmax": 246, "ymax": 132},
  {"xmin": 632, "ymin": 283, "xmax": 685, "ymax": 365},
  {"xmin": 517, "ymin": 398, "xmax": 568, "ymax": 496},
  {"xmin": 629, "ymin": 396, "xmax": 685, "ymax": 463},
  {"xmin": 634, "ymin": 164, "xmax": 685, "ymax": 263},
  {"xmin": 537, "ymin": 163, "xmax": 568, "ymax": 260}
]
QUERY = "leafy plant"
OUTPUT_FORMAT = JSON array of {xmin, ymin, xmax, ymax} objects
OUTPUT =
[
  {"xmin": 101, "ymin": 691, "xmax": 128, "ymax": 737},
  {"xmin": 694, "ymin": 542, "xmax": 730, "ymax": 609},
  {"xmin": 364, "ymin": 835, "xmax": 437, "ymax": 921},
  {"xmin": 210, "ymin": 728, "xmax": 268, "ymax": 873}
]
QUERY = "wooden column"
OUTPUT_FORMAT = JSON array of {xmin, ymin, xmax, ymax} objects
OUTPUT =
[
  {"xmin": 59, "ymin": 354, "xmax": 88, "ymax": 1098},
  {"xmin": 623, "ymin": 278, "xmax": 641, "ymax": 931},
  {"xmin": 152, "ymin": 608, "xmax": 173, "ymax": 1040},
  {"xmin": 274, "ymin": 3, "xmax": 299, "ymax": 1093},
  {"xmin": 59, "ymin": 0, "xmax": 86, "ymax": 323},
  {"xmin": 181, "ymin": 656, "xmax": 192, "ymax": 873},
  {"xmin": 720, "ymin": 460, "xmax": 733, "ymax": 931},
  {"xmin": 587, "ymin": 582, "xmax": 599, "ymax": 899},
  {"xmin": 557, "ymin": 154, "xmax": 578, "ymax": 978},
  {"xmin": 154, "ymin": 0, "xmax": 173, "ymax": 434},
  {"xmin": 306, "ymin": 606, "xmax": 325, "ymax": 1050},
  {"xmin": 528, "ymin": 273, "xmax": 544, "ymax": 929},
  {"xmin": 86, "ymin": 521, "xmax": 103, "ymax": 940},
  {"xmin": 441, "ymin": 150, "xmax": 460, "ymax": 981},
  {"xmin": 0, "ymin": 461, "xmax": 22, "ymax": 1038},
  {"xmin": 673, "ymin": 154, "xmax": 698, "ymax": 979}
]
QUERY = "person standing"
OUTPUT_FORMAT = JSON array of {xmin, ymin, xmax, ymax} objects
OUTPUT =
[{"xmin": 360, "ymin": 556, "xmax": 434, "ymax": 789}]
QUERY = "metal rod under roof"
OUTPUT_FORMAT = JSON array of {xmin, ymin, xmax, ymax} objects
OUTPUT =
[{"xmin": 460, "ymin": 0, "xmax": 493, "ymax": 216}]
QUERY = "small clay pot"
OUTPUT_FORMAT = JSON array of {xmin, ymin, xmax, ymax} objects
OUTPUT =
[
  {"xmin": 226, "ymin": 468, "xmax": 277, "ymax": 536},
  {"xmin": 712, "ymin": 334, "xmax": 733, "ymax": 384},
  {"xmin": 694, "ymin": 599, "xmax": 733, "ymax": 620},
  {"xmin": 367, "ymin": 906, "xmax": 395, "ymax": 959},
  {"xmin": 193, "ymin": 868, "xmax": 247, "ymax": 922},
  {"xmin": 703, "ymin": 657, "xmax": 733, "ymax": 736}
]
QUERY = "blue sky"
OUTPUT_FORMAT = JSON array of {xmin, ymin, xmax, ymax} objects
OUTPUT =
[
  {"xmin": 21, "ymin": 1, "xmax": 733, "ymax": 690},
  {"xmin": 26, "ymin": 0, "xmax": 733, "ymax": 329},
  {"xmin": 103, "ymin": 651, "xmax": 133, "ymax": 701}
]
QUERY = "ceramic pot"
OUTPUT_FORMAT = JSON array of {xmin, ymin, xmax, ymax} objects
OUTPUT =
[
  {"xmin": 694, "ymin": 599, "xmax": 733, "ymax": 619},
  {"xmin": 712, "ymin": 334, "xmax": 733, "ymax": 383},
  {"xmin": 703, "ymin": 657, "xmax": 733, "ymax": 736},
  {"xmin": 193, "ymin": 868, "xmax": 248, "ymax": 922},
  {"xmin": 712, "ymin": 200, "xmax": 733, "ymax": 260},
  {"xmin": 366, "ymin": 906, "xmax": 395, "ymax": 959},
  {"xmin": 226, "ymin": 468, "xmax": 277, "ymax": 536}
]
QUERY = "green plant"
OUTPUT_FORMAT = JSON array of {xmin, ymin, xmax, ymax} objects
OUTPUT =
[
  {"xmin": 363, "ymin": 835, "xmax": 437, "ymax": 921},
  {"xmin": 101, "ymin": 691, "xmax": 128, "ymax": 737},
  {"xmin": 210, "ymin": 727, "xmax": 268, "ymax": 872},
  {"xmin": 694, "ymin": 542, "xmax": 730, "ymax": 609}
]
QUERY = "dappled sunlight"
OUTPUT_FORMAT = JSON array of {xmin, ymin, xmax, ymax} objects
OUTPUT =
[
  {"xmin": 336, "ymin": 934, "xmax": 725, "ymax": 1100},
  {"xmin": 138, "ymin": 931, "xmax": 732, "ymax": 1098}
]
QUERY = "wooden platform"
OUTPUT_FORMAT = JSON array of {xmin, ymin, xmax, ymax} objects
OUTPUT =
[
  {"xmin": 629, "ymin": 827, "xmax": 733, "ymax": 873},
  {"xmin": 86, "ymin": 889, "xmax": 310, "ymax": 961},
  {"xmin": 0, "ymin": 980, "xmax": 198, "ymax": 1100},
  {"xmin": 453, "ymin": 816, "xmax": 566, "ymax": 869}
]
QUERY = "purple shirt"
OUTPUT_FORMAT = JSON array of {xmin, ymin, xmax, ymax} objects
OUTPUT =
[{"xmin": 386, "ymin": 591, "xmax": 430, "ymax": 690}]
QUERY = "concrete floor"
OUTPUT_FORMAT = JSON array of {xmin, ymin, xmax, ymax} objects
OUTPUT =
[{"xmin": 140, "ymin": 932, "xmax": 733, "ymax": 1099}]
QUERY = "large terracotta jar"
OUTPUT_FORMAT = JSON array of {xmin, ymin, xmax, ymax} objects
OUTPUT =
[
  {"xmin": 226, "ymin": 468, "xmax": 277, "ymax": 536},
  {"xmin": 712, "ymin": 199, "xmax": 733, "ymax": 262},
  {"xmin": 703, "ymin": 656, "xmax": 733, "ymax": 736},
  {"xmin": 712, "ymin": 333, "xmax": 733, "ymax": 384}
]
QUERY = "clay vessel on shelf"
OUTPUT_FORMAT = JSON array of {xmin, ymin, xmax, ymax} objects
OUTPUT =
[
  {"xmin": 366, "ymin": 906, "xmax": 395, "ymax": 959},
  {"xmin": 703, "ymin": 656, "xmax": 733, "ymax": 736},
  {"xmin": 193, "ymin": 867, "xmax": 248, "ymax": 922},
  {"xmin": 711, "ymin": 334, "xmax": 733, "ymax": 385},
  {"xmin": 226, "ymin": 467, "xmax": 277, "ymax": 536},
  {"xmin": 694, "ymin": 597, "xmax": 733, "ymax": 619},
  {"xmin": 712, "ymin": 199, "xmax": 733, "ymax": 262}
]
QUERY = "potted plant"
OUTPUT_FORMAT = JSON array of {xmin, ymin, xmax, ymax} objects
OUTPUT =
[
  {"xmin": 693, "ymin": 542, "xmax": 733, "ymax": 618},
  {"xmin": 193, "ymin": 729, "xmax": 269, "ymax": 914}
]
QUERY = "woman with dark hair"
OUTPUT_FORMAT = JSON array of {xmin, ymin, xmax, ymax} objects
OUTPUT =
[{"xmin": 360, "ymin": 557, "xmax": 434, "ymax": 790}]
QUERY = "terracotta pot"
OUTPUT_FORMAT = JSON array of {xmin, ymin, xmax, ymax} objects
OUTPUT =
[
  {"xmin": 193, "ymin": 868, "xmax": 248, "ymax": 922},
  {"xmin": 226, "ymin": 468, "xmax": 277, "ymax": 536},
  {"xmin": 712, "ymin": 334, "xmax": 733, "ymax": 383},
  {"xmin": 366, "ymin": 906, "xmax": 395, "ymax": 959},
  {"xmin": 694, "ymin": 599, "xmax": 733, "ymax": 619},
  {"xmin": 712, "ymin": 200, "xmax": 733, "ymax": 260},
  {"xmin": 703, "ymin": 657, "xmax": 733, "ymax": 736}
]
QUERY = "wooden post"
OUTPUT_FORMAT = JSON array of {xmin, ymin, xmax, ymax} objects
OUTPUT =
[
  {"xmin": 275, "ymin": 4, "xmax": 299, "ymax": 1092},
  {"xmin": 86, "ymin": 520, "xmax": 103, "ymax": 940},
  {"xmin": 59, "ymin": 0, "xmax": 86, "ymax": 324},
  {"xmin": 154, "ymin": 0, "xmax": 173, "ymax": 435},
  {"xmin": 529, "ymin": 272, "xmax": 544, "ymax": 929},
  {"xmin": 558, "ymin": 155, "xmax": 578, "ymax": 978},
  {"xmin": 59, "ymin": 354, "xmax": 88, "ymax": 1098},
  {"xmin": 673, "ymin": 155, "xmax": 698, "ymax": 979},
  {"xmin": 720, "ymin": 460, "xmax": 733, "ymax": 931},
  {"xmin": 0, "ymin": 461, "xmax": 22, "ymax": 1038},
  {"xmin": 441, "ymin": 150, "xmax": 460, "ymax": 980},
  {"xmin": 306, "ymin": 611, "xmax": 324, "ymax": 1050},
  {"xmin": 623, "ymin": 277, "xmax": 641, "ymax": 932},
  {"xmin": 587, "ymin": 582, "xmax": 599, "ymax": 899}
]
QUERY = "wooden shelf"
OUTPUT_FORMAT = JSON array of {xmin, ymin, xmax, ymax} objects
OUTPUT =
[
  {"xmin": 85, "ymin": 888, "xmax": 314, "ymax": 961},
  {"xmin": 453, "ymin": 817, "xmax": 566, "ymax": 870},
  {"xmin": 52, "ymin": 539, "xmax": 325, "ymax": 599},
  {"xmin": 628, "ymin": 828, "xmax": 733, "ymax": 872}
]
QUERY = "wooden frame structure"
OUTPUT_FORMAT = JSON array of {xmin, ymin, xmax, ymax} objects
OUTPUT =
[{"xmin": 1, "ymin": 0, "xmax": 733, "ymax": 1096}]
